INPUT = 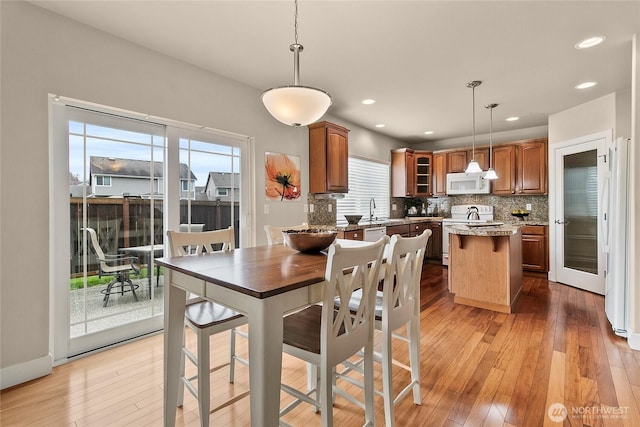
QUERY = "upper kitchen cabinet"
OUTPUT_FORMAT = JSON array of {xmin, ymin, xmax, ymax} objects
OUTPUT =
[
  {"xmin": 518, "ymin": 139, "xmax": 547, "ymax": 194},
  {"xmin": 447, "ymin": 150, "xmax": 468, "ymax": 173},
  {"xmin": 391, "ymin": 149, "xmax": 432, "ymax": 197},
  {"xmin": 414, "ymin": 151, "xmax": 433, "ymax": 196},
  {"xmin": 492, "ymin": 138, "xmax": 548, "ymax": 195},
  {"xmin": 492, "ymin": 145, "xmax": 517, "ymax": 194},
  {"xmin": 467, "ymin": 147, "xmax": 490, "ymax": 171},
  {"xmin": 308, "ymin": 121, "xmax": 350, "ymax": 193},
  {"xmin": 391, "ymin": 148, "xmax": 416, "ymax": 197},
  {"xmin": 432, "ymin": 152, "xmax": 447, "ymax": 196}
]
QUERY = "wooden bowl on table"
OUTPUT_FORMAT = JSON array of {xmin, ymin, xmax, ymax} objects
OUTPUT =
[{"xmin": 282, "ymin": 229, "xmax": 337, "ymax": 253}]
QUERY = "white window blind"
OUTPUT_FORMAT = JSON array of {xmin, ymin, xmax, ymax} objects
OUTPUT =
[{"xmin": 336, "ymin": 157, "xmax": 390, "ymax": 220}]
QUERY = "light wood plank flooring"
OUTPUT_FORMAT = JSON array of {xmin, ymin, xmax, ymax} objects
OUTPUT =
[{"xmin": 2, "ymin": 264, "xmax": 640, "ymax": 426}]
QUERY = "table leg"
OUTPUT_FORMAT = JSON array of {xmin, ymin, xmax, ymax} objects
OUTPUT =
[
  {"xmin": 247, "ymin": 297, "xmax": 284, "ymax": 427},
  {"xmin": 163, "ymin": 271, "xmax": 186, "ymax": 427}
]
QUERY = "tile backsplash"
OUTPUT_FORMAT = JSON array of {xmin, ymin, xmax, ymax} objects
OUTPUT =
[
  {"xmin": 405, "ymin": 195, "xmax": 548, "ymax": 222},
  {"xmin": 308, "ymin": 193, "xmax": 548, "ymax": 224}
]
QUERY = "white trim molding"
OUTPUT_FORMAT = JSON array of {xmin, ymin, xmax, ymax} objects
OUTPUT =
[
  {"xmin": 0, "ymin": 354, "xmax": 52, "ymax": 390},
  {"xmin": 627, "ymin": 331, "xmax": 640, "ymax": 351}
]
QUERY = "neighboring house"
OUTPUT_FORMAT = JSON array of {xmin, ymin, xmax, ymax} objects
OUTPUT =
[
  {"xmin": 69, "ymin": 183, "xmax": 92, "ymax": 198},
  {"xmin": 204, "ymin": 172, "xmax": 240, "ymax": 202},
  {"xmin": 89, "ymin": 156, "xmax": 196, "ymax": 199}
]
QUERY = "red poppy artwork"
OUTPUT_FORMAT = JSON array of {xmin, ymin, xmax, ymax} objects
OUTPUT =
[{"xmin": 265, "ymin": 152, "xmax": 301, "ymax": 201}]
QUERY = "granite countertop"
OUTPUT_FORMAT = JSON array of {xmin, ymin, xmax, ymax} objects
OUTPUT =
[
  {"xmin": 505, "ymin": 220, "xmax": 549, "ymax": 226},
  {"xmin": 314, "ymin": 216, "xmax": 444, "ymax": 232},
  {"xmin": 447, "ymin": 223, "xmax": 521, "ymax": 236}
]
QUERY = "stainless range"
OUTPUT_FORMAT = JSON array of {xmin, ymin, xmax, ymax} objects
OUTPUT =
[{"xmin": 442, "ymin": 204, "xmax": 494, "ymax": 266}]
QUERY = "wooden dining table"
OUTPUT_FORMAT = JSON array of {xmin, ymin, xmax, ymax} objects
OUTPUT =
[{"xmin": 156, "ymin": 240, "xmax": 369, "ymax": 426}]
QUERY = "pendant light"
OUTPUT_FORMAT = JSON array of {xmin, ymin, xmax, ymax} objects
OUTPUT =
[
  {"xmin": 464, "ymin": 80, "xmax": 483, "ymax": 175},
  {"xmin": 261, "ymin": 0, "xmax": 332, "ymax": 127},
  {"xmin": 483, "ymin": 103, "xmax": 499, "ymax": 180}
]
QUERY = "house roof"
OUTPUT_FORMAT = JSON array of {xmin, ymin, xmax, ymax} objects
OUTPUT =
[
  {"xmin": 90, "ymin": 156, "xmax": 195, "ymax": 180},
  {"xmin": 205, "ymin": 172, "xmax": 240, "ymax": 190}
]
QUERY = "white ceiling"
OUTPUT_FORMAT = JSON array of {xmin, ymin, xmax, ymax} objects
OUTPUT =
[{"xmin": 29, "ymin": 1, "xmax": 640, "ymax": 144}]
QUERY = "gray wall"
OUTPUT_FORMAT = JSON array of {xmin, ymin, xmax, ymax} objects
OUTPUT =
[{"xmin": 0, "ymin": 1, "xmax": 405, "ymax": 385}]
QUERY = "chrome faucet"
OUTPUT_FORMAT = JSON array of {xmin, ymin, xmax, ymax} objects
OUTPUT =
[{"xmin": 369, "ymin": 198, "xmax": 376, "ymax": 222}]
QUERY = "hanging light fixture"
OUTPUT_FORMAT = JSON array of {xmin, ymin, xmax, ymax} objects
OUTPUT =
[
  {"xmin": 261, "ymin": 0, "xmax": 332, "ymax": 127},
  {"xmin": 464, "ymin": 80, "xmax": 483, "ymax": 174},
  {"xmin": 483, "ymin": 103, "xmax": 499, "ymax": 180}
]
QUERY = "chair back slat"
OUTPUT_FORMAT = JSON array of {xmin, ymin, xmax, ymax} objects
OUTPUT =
[
  {"xmin": 167, "ymin": 227, "xmax": 235, "ymax": 257},
  {"xmin": 322, "ymin": 237, "xmax": 387, "ymax": 364},
  {"xmin": 383, "ymin": 229, "xmax": 431, "ymax": 329}
]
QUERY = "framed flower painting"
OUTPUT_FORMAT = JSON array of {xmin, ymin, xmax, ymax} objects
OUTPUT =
[{"xmin": 265, "ymin": 152, "xmax": 301, "ymax": 201}]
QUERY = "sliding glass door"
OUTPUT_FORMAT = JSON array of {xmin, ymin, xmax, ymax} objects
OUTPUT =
[{"xmin": 51, "ymin": 99, "xmax": 253, "ymax": 362}]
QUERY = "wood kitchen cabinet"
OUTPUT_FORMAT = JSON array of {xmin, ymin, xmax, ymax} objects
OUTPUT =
[
  {"xmin": 492, "ymin": 144, "xmax": 517, "ymax": 194},
  {"xmin": 467, "ymin": 147, "xmax": 490, "ymax": 171},
  {"xmin": 426, "ymin": 222, "xmax": 442, "ymax": 262},
  {"xmin": 492, "ymin": 138, "xmax": 547, "ymax": 195},
  {"xmin": 386, "ymin": 224, "xmax": 410, "ymax": 237},
  {"xmin": 308, "ymin": 121, "xmax": 349, "ymax": 193},
  {"xmin": 408, "ymin": 222, "xmax": 428, "ymax": 237},
  {"xmin": 432, "ymin": 152, "xmax": 447, "ymax": 196},
  {"xmin": 391, "ymin": 148, "xmax": 415, "ymax": 197},
  {"xmin": 391, "ymin": 149, "xmax": 432, "ymax": 197},
  {"xmin": 338, "ymin": 229, "xmax": 363, "ymax": 240},
  {"xmin": 414, "ymin": 151, "xmax": 433, "ymax": 196},
  {"xmin": 518, "ymin": 139, "xmax": 547, "ymax": 194},
  {"xmin": 447, "ymin": 150, "xmax": 468, "ymax": 173},
  {"xmin": 521, "ymin": 225, "xmax": 548, "ymax": 272}
]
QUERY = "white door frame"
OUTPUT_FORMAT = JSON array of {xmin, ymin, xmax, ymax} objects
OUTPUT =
[{"xmin": 548, "ymin": 129, "xmax": 612, "ymax": 293}]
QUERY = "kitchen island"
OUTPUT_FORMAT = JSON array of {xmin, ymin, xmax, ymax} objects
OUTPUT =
[{"xmin": 447, "ymin": 224, "xmax": 522, "ymax": 313}]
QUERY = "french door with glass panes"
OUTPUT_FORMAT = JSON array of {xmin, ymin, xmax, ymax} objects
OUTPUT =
[
  {"xmin": 51, "ymin": 99, "xmax": 251, "ymax": 361},
  {"xmin": 551, "ymin": 134, "xmax": 607, "ymax": 295}
]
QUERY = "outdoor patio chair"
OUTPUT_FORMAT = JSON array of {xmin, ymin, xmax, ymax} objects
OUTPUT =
[{"xmin": 83, "ymin": 227, "xmax": 140, "ymax": 307}]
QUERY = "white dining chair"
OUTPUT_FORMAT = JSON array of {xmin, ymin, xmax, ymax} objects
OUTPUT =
[
  {"xmin": 264, "ymin": 223, "xmax": 308, "ymax": 245},
  {"xmin": 279, "ymin": 237, "xmax": 387, "ymax": 427},
  {"xmin": 167, "ymin": 227, "xmax": 249, "ymax": 427},
  {"xmin": 337, "ymin": 229, "xmax": 430, "ymax": 427}
]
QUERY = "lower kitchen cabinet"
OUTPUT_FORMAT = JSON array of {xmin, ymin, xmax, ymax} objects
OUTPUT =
[
  {"xmin": 426, "ymin": 222, "xmax": 442, "ymax": 262},
  {"xmin": 338, "ymin": 230, "xmax": 364, "ymax": 240},
  {"xmin": 521, "ymin": 225, "xmax": 548, "ymax": 272},
  {"xmin": 386, "ymin": 224, "xmax": 410, "ymax": 237}
]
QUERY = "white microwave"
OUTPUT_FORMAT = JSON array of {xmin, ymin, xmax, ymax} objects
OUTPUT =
[{"xmin": 446, "ymin": 172, "xmax": 490, "ymax": 195}]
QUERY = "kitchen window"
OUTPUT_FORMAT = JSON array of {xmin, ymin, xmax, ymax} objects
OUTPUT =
[{"xmin": 336, "ymin": 156, "xmax": 390, "ymax": 220}]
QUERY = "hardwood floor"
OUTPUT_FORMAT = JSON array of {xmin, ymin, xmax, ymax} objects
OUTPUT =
[{"xmin": 2, "ymin": 264, "xmax": 640, "ymax": 426}]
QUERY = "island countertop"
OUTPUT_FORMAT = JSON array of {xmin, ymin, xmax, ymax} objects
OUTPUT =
[{"xmin": 446, "ymin": 223, "xmax": 521, "ymax": 237}]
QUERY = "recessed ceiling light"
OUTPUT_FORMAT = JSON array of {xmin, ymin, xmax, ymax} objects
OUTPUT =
[
  {"xmin": 423, "ymin": 131, "xmax": 434, "ymax": 135},
  {"xmin": 506, "ymin": 116, "xmax": 519, "ymax": 122},
  {"xmin": 575, "ymin": 36, "xmax": 606, "ymax": 49},
  {"xmin": 375, "ymin": 124, "xmax": 385, "ymax": 128},
  {"xmin": 575, "ymin": 81, "xmax": 597, "ymax": 89},
  {"xmin": 361, "ymin": 99, "xmax": 376, "ymax": 105}
]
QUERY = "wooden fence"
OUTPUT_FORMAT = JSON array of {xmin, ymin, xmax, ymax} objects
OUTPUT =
[{"xmin": 70, "ymin": 197, "xmax": 239, "ymax": 275}]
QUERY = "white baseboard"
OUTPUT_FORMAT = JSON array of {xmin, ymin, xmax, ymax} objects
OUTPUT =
[
  {"xmin": 627, "ymin": 332, "xmax": 640, "ymax": 351},
  {"xmin": 0, "ymin": 353, "xmax": 53, "ymax": 390}
]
